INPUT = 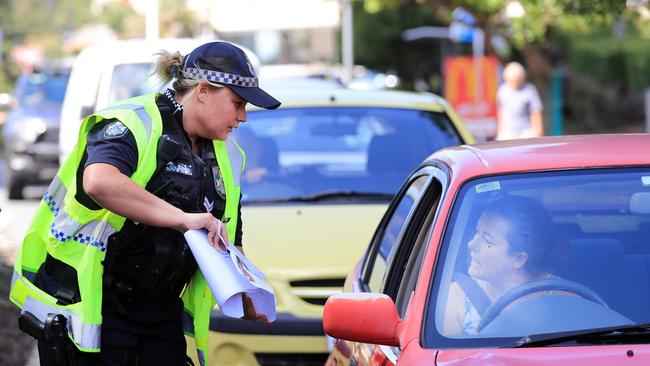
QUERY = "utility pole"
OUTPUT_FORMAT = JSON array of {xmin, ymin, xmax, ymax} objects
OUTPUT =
[{"xmin": 341, "ymin": 0, "xmax": 354, "ymax": 86}]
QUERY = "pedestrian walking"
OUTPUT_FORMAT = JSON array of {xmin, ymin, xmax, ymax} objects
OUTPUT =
[{"xmin": 496, "ymin": 62, "xmax": 544, "ymax": 140}]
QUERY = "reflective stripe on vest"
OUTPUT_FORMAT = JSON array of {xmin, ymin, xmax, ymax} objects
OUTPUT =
[
  {"xmin": 213, "ymin": 139, "xmax": 245, "ymax": 239},
  {"xmin": 104, "ymin": 104, "xmax": 153, "ymax": 138},
  {"xmin": 45, "ymin": 176, "xmax": 114, "ymax": 253},
  {"xmin": 226, "ymin": 139, "xmax": 245, "ymax": 187},
  {"xmin": 23, "ymin": 295, "xmax": 101, "ymax": 350}
]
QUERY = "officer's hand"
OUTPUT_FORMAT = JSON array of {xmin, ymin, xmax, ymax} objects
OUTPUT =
[
  {"xmin": 207, "ymin": 216, "xmax": 229, "ymax": 251},
  {"xmin": 241, "ymin": 293, "xmax": 270, "ymax": 326},
  {"xmin": 182, "ymin": 213, "xmax": 229, "ymax": 251}
]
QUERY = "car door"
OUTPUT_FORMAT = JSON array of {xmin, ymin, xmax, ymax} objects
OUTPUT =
[{"xmin": 327, "ymin": 165, "xmax": 448, "ymax": 366}]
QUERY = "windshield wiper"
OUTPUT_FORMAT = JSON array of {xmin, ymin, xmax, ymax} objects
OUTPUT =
[
  {"xmin": 509, "ymin": 322, "xmax": 650, "ymax": 348},
  {"xmin": 244, "ymin": 190, "xmax": 394, "ymax": 204}
]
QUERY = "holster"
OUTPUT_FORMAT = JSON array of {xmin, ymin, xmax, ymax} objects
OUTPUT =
[{"xmin": 18, "ymin": 312, "xmax": 80, "ymax": 366}]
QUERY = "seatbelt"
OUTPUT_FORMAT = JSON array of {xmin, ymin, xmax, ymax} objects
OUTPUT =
[{"xmin": 452, "ymin": 272, "xmax": 492, "ymax": 316}]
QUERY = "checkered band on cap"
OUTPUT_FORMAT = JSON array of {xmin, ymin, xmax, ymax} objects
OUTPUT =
[{"xmin": 182, "ymin": 67, "xmax": 259, "ymax": 88}]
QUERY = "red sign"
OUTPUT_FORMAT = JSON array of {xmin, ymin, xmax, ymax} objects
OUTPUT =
[{"xmin": 444, "ymin": 56, "xmax": 500, "ymax": 140}]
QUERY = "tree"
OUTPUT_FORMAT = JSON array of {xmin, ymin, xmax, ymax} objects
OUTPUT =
[
  {"xmin": 356, "ymin": 0, "xmax": 634, "ymax": 83},
  {"xmin": 1, "ymin": 0, "xmax": 92, "ymax": 57}
]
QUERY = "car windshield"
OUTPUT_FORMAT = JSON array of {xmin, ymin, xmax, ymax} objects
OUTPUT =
[
  {"xmin": 233, "ymin": 107, "xmax": 462, "ymax": 203},
  {"xmin": 427, "ymin": 168, "xmax": 650, "ymax": 347},
  {"xmin": 16, "ymin": 72, "xmax": 69, "ymax": 107},
  {"xmin": 109, "ymin": 63, "xmax": 161, "ymax": 103}
]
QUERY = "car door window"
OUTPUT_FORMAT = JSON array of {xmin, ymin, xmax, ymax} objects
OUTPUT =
[
  {"xmin": 363, "ymin": 171, "xmax": 437, "ymax": 293},
  {"xmin": 392, "ymin": 176, "xmax": 444, "ymax": 317}
]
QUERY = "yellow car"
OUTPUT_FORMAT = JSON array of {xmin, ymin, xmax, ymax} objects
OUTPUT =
[{"xmin": 198, "ymin": 86, "xmax": 474, "ymax": 365}]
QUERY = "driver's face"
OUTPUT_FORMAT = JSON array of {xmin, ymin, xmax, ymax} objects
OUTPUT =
[{"xmin": 467, "ymin": 213, "xmax": 519, "ymax": 282}]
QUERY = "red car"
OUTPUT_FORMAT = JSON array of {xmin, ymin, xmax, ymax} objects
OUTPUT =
[{"xmin": 324, "ymin": 134, "xmax": 650, "ymax": 365}]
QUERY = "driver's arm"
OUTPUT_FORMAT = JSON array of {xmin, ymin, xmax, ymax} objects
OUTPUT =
[{"xmin": 443, "ymin": 281, "xmax": 466, "ymax": 336}]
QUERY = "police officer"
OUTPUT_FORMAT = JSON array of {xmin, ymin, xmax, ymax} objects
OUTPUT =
[{"xmin": 10, "ymin": 41, "xmax": 280, "ymax": 366}]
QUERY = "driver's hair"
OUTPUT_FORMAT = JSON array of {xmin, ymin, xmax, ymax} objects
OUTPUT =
[{"xmin": 483, "ymin": 195, "xmax": 556, "ymax": 274}]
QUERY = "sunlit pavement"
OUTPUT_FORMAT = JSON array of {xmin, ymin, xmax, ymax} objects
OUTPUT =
[
  {"xmin": 0, "ymin": 187, "xmax": 44, "ymax": 266},
  {"xmin": 0, "ymin": 157, "xmax": 43, "ymax": 365}
]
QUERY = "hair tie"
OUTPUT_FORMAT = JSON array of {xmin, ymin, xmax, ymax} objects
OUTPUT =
[{"xmin": 170, "ymin": 65, "xmax": 179, "ymax": 78}]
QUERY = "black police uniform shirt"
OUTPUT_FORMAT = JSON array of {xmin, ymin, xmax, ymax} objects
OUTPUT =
[{"xmin": 82, "ymin": 91, "xmax": 243, "ymax": 321}]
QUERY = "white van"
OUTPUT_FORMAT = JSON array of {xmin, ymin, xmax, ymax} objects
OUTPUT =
[{"xmin": 59, "ymin": 38, "xmax": 260, "ymax": 164}]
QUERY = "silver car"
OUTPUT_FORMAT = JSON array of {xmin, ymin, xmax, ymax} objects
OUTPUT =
[{"xmin": 2, "ymin": 67, "xmax": 70, "ymax": 199}]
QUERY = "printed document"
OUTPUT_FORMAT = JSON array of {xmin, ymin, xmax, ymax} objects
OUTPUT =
[{"xmin": 184, "ymin": 229, "xmax": 277, "ymax": 321}]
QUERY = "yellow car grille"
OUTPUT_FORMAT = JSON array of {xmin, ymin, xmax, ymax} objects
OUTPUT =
[{"xmin": 289, "ymin": 278, "xmax": 345, "ymax": 306}]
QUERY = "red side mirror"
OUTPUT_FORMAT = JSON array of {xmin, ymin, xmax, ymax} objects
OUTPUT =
[{"xmin": 323, "ymin": 293, "xmax": 401, "ymax": 347}]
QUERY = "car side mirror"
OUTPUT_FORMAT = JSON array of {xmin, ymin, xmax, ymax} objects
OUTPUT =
[{"xmin": 323, "ymin": 293, "xmax": 401, "ymax": 347}]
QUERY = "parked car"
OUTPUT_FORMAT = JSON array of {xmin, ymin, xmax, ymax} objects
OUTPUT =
[
  {"xmin": 258, "ymin": 63, "xmax": 399, "ymax": 90},
  {"xmin": 199, "ymin": 86, "xmax": 474, "ymax": 365},
  {"xmin": 59, "ymin": 38, "xmax": 259, "ymax": 164},
  {"xmin": 324, "ymin": 134, "xmax": 650, "ymax": 365},
  {"xmin": 3, "ymin": 65, "xmax": 70, "ymax": 199}
]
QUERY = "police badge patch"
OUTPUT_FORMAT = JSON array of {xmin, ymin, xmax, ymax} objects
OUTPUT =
[
  {"xmin": 103, "ymin": 121, "xmax": 129, "ymax": 139},
  {"xmin": 213, "ymin": 165, "xmax": 226, "ymax": 199}
]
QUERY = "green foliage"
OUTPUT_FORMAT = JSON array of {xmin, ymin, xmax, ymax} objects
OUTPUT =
[
  {"xmin": 566, "ymin": 34, "xmax": 650, "ymax": 93},
  {"xmin": 353, "ymin": 1, "xmax": 446, "ymax": 89},
  {"xmin": 159, "ymin": 0, "xmax": 205, "ymax": 37},
  {"xmin": 98, "ymin": 2, "xmax": 143, "ymax": 39},
  {"xmin": 622, "ymin": 38, "xmax": 650, "ymax": 92},
  {"xmin": 457, "ymin": 0, "xmax": 504, "ymax": 15},
  {"xmin": 0, "ymin": 0, "xmax": 92, "ymax": 42},
  {"xmin": 555, "ymin": 0, "xmax": 625, "ymax": 15}
]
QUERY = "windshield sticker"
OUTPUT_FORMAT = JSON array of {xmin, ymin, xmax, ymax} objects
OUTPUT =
[
  {"xmin": 475, "ymin": 181, "xmax": 501, "ymax": 193},
  {"xmin": 642, "ymin": 176, "xmax": 650, "ymax": 186}
]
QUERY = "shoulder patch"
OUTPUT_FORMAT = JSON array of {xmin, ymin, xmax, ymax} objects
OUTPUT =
[{"xmin": 103, "ymin": 121, "xmax": 129, "ymax": 139}]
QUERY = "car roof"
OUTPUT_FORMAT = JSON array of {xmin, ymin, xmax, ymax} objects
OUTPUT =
[
  {"xmin": 249, "ymin": 87, "xmax": 451, "ymax": 112},
  {"xmin": 429, "ymin": 134, "xmax": 650, "ymax": 179},
  {"xmin": 248, "ymin": 87, "xmax": 476, "ymax": 144}
]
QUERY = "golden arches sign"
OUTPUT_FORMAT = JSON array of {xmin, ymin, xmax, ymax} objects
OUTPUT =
[{"xmin": 444, "ymin": 56, "xmax": 499, "ymax": 120}]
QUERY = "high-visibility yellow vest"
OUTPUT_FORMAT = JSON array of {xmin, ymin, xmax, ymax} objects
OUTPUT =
[{"xmin": 9, "ymin": 93, "xmax": 245, "ymax": 366}]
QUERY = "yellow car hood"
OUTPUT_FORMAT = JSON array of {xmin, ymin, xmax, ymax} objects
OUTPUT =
[
  {"xmin": 242, "ymin": 203, "xmax": 386, "ymax": 274},
  {"xmin": 240, "ymin": 203, "xmax": 388, "ymax": 316}
]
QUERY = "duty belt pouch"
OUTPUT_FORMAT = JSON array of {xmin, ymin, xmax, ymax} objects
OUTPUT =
[
  {"xmin": 103, "ymin": 228, "xmax": 143, "ymax": 312},
  {"xmin": 145, "ymin": 237, "xmax": 171, "ymax": 291}
]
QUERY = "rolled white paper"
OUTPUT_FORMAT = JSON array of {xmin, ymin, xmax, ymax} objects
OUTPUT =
[{"xmin": 184, "ymin": 229, "xmax": 277, "ymax": 321}]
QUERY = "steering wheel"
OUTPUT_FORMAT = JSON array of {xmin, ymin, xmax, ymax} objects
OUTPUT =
[{"xmin": 477, "ymin": 279, "xmax": 607, "ymax": 333}]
